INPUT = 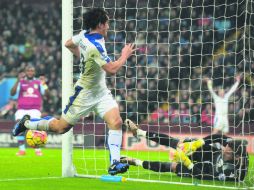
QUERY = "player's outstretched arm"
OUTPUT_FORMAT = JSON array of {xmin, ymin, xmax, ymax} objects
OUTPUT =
[
  {"xmin": 205, "ymin": 78, "xmax": 218, "ymax": 98},
  {"xmin": 102, "ymin": 43, "xmax": 138, "ymax": 74},
  {"xmin": 225, "ymin": 75, "xmax": 240, "ymax": 98}
]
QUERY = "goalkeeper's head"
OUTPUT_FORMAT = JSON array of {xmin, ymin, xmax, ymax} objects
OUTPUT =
[
  {"xmin": 83, "ymin": 8, "xmax": 109, "ymax": 37},
  {"xmin": 222, "ymin": 139, "xmax": 248, "ymax": 162}
]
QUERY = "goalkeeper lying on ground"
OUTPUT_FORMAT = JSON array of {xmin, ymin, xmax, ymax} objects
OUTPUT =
[{"xmin": 122, "ymin": 119, "xmax": 249, "ymax": 181}]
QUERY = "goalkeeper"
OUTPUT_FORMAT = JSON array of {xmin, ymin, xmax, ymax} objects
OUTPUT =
[{"xmin": 122, "ymin": 119, "xmax": 249, "ymax": 181}]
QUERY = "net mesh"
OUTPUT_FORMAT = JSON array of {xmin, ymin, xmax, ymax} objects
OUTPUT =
[{"xmin": 71, "ymin": 0, "xmax": 254, "ymax": 188}]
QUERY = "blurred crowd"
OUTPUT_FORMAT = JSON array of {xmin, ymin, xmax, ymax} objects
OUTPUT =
[
  {"xmin": 0, "ymin": 0, "xmax": 62, "ymax": 119},
  {"xmin": 97, "ymin": 0, "xmax": 254, "ymax": 126},
  {"xmin": 0, "ymin": 0, "xmax": 253, "ymax": 129}
]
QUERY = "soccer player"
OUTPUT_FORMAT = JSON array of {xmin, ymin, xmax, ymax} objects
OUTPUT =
[
  {"xmin": 10, "ymin": 65, "xmax": 49, "ymax": 156},
  {"xmin": 205, "ymin": 76, "xmax": 240, "ymax": 134},
  {"xmin": 12, "ymin": 8, "xmax": 137, "ymax": 175},
  {"xmin": 122, "ymin": 119, "xmax": 249, "ymax": 181}
]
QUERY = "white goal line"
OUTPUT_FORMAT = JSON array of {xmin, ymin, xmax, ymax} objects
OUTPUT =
[
  {"xmin": 75, "ymin": 174, "xmax": 254, "ymax": 190},
  {"xmin": 0, "ymin": 176, "xmax": 62, "ymax": 182}
]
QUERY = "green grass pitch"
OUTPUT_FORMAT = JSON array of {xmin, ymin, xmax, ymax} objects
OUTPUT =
[{"xmin": 0, "ymin": 148, "xmax": 253, "ymax": 190}]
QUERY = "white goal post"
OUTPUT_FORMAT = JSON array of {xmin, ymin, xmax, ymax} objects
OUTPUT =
[{"xmin": 61, "ymin": 0, "xmax": 75, "ymax": 177}]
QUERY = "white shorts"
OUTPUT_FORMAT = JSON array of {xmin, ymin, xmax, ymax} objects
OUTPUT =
[
  {"xmin": 15, "ymin": 109, "xmax": 42, "ymax": 121},
  {"xmin": 214, "ymin": 116, "xmax": 229, "ymax": 133},
  {"xmin": 62, "ymin": 86, "xmax": 118, "ymax": 125}
]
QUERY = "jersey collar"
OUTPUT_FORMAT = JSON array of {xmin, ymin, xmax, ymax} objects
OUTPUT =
[{"xmin": 85, "ymin": 33, "xmax": 103, "ymax": 40}]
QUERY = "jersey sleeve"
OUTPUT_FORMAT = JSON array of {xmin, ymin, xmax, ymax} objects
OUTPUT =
[
  {"xmin": 72, "ymin": 34, "xmax": 81, "ymax": 46},
  {"xmin": 15, "ymin": 83, "xmax": 21, "ymax": 96},
  {"xmin": 39, "ymin": 83, "xmax": 45, "ymax": 95},
  {"xmin": 207, "ymin": 80, "xmax": 219, "ymax": 99},
  {"xmin": 72, "ymin": 30, "xmax": 87, "ymax": 46},
  {"xmin": 93, "ymin": 48, "xmax": 111, "ymax": 67},
  {"xmin": 225, "ymin": 81, "xmax": 239, "ymax": 98}
]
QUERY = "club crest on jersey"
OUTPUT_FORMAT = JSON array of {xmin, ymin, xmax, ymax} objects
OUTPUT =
[
  {"xmin": 34, "ymin": 84, "xmax": 38, "ymax": 89},
  {"xmin": 27, "ymin": 87, "xmax": 34, "ymax": 94}
]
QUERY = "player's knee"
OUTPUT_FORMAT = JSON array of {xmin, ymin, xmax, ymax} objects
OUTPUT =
[{"xmin": 110, "ymin": 117, "xmax": 123, "ymax": 129}]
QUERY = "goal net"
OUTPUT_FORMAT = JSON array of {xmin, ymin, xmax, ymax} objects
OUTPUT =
[{"xmin": 63, "ymin": 0, "xmax": 254, "ymax": 188}]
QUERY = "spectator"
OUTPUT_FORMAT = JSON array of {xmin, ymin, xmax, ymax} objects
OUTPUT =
[
  {"xmin": 0, "ymin": 0, "xmax": 252, "ymax": 136},
  {"xmin": 201, "ymin": 104, "xmax": 214, "ymax": 127}
]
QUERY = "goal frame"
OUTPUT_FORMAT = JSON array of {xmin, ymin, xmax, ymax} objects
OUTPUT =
[{"xmin": 62, "ymin": 0, "xmax": 75, "ymax": 177}]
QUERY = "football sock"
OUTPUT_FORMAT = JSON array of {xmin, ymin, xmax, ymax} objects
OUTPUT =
[
  {"xmin": 143, "ymin": 161, "xmax": 172, "ymax": 172},
  {"xmin": 137, "ymin": 129, "xmax": 147, "ymax": 137},
  {"xmin": 25, "ymin": 116, "xmax": 54, "ymax": 131},
  {"xmin": 19, "ymin": 144, "xmax": 25, "ymax": 151},
  {"xmin": 35, "ymin": 148, "xmax": 41, "ymax": 152},
  {"xmin": 17, "ymin": 135, "xmax": 25, "ymax": 151},
  {"xmin": 135, "ymin": 159, "xmax": 143, "ymax": 166},
  {"xmin": 108, "ymin": 129, "xmax": 122, "ymax": 164}
]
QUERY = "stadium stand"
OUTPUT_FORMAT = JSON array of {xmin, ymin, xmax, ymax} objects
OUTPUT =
[{"xmin": 0, "ymin": 0, "xmax": 253, "ymax": 135}]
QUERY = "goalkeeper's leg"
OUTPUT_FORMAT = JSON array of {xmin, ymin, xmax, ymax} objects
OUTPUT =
[
  {"xmin": 125, "ymin": 119, "xmax": 179, "ymax": 148},
  {"xmin": 120, "ymin": 156, "xmax": 176, "ymax": 172},
  {"xmin": 125, "ymin": 119, "xmax": 204, "ymax": 155},
  {"xmin": 121, "ymin": 148, "xmax": 194, "ymax": 171},
  {"xmin": 126, "ymin": 157, "xmax": 202, "ymax": 179}
]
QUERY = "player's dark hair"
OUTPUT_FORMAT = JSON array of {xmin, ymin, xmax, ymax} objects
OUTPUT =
[{"xmin": 83, "ymin": 8, "xmax": 108, "ymax": 30}]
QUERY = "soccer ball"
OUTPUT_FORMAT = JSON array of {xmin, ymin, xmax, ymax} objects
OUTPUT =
[{"xmin": 26, "ymin": 130, "xmax": 48, "ymax": 148}]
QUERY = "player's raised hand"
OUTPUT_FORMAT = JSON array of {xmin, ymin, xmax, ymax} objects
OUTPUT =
[
  {"xmin": 39, "ymin": 75, "xmax": 47, "ymax": 85},
  {"xmin": 18, "ymin": 72, "xmax": 25, "ymax": 80},
  {"xmin": 236, "ymin": 75, "xmax": 241, "ymax": 82},
  {"xmin": 203, "ymin": 77, "xmax": 210, "ymax": 83},
  {"xmin": 121, "ymin": 43, "xmax": 138, "ymax": 59}
]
